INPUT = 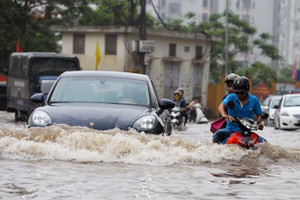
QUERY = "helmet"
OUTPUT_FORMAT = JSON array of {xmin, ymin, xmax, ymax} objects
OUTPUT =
[
  {"xmin": 173, "ymin": 90, "xmax": 180, "ymax": 95},
  {"xmin": 225, "ymin": 73, "xmax": 240, "ymax": 83},
  {"xmin": 177, "ymin": 88, "xmax": 184, "ymax": 96},
  {"xmin": 233, "ymin": 76, "xmax": 250, "ymax": 92}
]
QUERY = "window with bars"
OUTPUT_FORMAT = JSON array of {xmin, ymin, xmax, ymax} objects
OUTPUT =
[
  {"xmin": 73, "ymin": 34, "xmax": 85, "ymax": 54},
  {"xmin": 196, "ymin": 45, "xmax": 203, "ymax": 59},
  {"xmin": 105, "ymin": 34, "xmax": 117, "ymax": 55},
  {"xmin": 169, "ymin": 43, "xmax": 176, "ymax": 57}
]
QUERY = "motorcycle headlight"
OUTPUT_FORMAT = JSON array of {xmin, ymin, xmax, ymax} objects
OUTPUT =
[
  {"xmin": 31, "ymin": 110, "xmax": 52, "ymax": 126},
  {"xmin": 240, "ymin": 119, "xmax": 252, "ymax": 129},
  {"xmin": 133, "ymin": 115, "xmax": 156, "ymax": 131}
]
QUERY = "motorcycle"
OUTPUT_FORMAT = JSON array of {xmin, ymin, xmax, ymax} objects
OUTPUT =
[
  {"xmin": 213, "ymin": 100, "xmax": 268, "ymax": 149},
  {"xmin": 193, "ymin": 103, "xmax": 208, "ymax": 124},
  {"xmin": 225, "ymin": 115, "xmax": 268, "ymax": 149},
  {"xmin": 170, "ymin": 106, "xmax": 184, "ymax": 129}
]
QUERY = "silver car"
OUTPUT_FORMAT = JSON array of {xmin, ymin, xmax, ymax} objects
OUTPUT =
[
  {"xmin": 265, "ymin": 95, "xmax": 282, "ymax": 126},
  {"xmin": 274, "ymin": 94, "xmax": 300, "ymax": 130}
]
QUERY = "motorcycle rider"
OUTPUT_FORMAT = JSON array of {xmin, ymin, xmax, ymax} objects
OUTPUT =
[
  {"xmin": 212, "ymin": 76, "xmax": 266, "ymax": 144},
  {"xmin": 173, "ymin": 90, "xmax": 187, "ymax": 126},
  {"xmin": 223, "ymin": 73, "xmax": 240, "ymax": 99},
  {"xmin": 221, "ymin": 73, "xmax": 240, "ymax": 116},
  {"xmin": 187, "ymin": 96, "xmax": 199, "ymax": 122},
  {"xmin": 178, "ymin": 88, "xmax": 188, "ymax": 125}
]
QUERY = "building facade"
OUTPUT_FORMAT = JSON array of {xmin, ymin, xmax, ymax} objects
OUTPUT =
[
  {"xmin": 52, "ymin": 26, "xmax": 211, "ymax": 105},
  {"xmin": 147, "ymin": 0, "xmax": 300, "ymax": 68}
]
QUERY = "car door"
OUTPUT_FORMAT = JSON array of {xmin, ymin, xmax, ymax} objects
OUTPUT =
[{"xmin": 274, "ymin": 97, "xmax": 283, "ymax": 129}]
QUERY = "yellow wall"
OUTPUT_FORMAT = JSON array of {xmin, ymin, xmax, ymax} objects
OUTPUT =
[{"xmin": 207, "ymin": 76, "xmax": 225, "ymax": 116}]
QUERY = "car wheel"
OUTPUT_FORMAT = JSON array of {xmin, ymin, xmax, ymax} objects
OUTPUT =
[{"xmin": 164, "ymin": 118, "xmax": 172, "ymax": 136}]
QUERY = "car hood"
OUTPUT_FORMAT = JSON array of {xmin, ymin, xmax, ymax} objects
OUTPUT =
[
  {"xmin": 281, "ymin": 107, "xmax": 300, "ymax": 113},
  {"xmin": 36, "ymin": 103, "xmax": 152, "ymax": 130}
]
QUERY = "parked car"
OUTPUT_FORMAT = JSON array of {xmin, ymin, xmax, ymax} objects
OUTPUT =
[
  {"xmin": 28, "ymin": 71, "xmax": 175, "ymax": 135},
  {"xmin": 274, "ymin": 94, "xmax": 300, "ymax": 130},
  {"xmin": 265, "ymin": 95, "xmax": 282, "ymax": 126},
  {"xmin": 261, "ymin": 95, "xmax": 272, "ymax": 114}
]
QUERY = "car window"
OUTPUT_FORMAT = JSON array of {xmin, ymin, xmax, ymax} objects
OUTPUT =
[
  {"xmin": 283, "ymin": 96, "xmax": 300, "ymax": 107},
  {"xmin": 49, "ymin": 76, "xmax": 150, "ymax": 106},
  {"xmin": 271, "ymin": 99, "xmax": 280, "ymax": 108}
]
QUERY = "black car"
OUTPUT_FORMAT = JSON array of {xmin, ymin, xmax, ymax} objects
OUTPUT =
[{"xmin": 28, "ymin": 71, "xmax": 175, "ymax": 135}]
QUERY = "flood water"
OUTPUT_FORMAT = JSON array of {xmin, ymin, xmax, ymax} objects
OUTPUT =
[{"xmin": 0, "ymin": 111, "xmax": 299, "ymax": 199}]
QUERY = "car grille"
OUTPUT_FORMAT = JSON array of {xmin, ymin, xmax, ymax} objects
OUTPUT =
[{"xmin": 293, "ymin": 114, "xmax": 300, "ymax": 118}]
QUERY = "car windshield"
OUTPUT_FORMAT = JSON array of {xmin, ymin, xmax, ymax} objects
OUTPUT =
[
  {"xmin": 261, "ymin": 96, "xmax": 271, "ymax": 107},
  {"xmin": 283, "ymin": 96, "xmax": 300, "ymax": 107},
  {"xmin": 49, "ymin": 76, "xmax": 150, "ymax": 106}
]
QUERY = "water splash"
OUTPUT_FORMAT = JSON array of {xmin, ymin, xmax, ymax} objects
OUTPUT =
[{"xmin": 0, "ymin": 125, "xmax": 299, "ymax": 166}]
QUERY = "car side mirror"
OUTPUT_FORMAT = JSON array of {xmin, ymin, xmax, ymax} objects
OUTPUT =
[
  {"xmin": 274, "ymin": 105, "xmax": 280, "ymax": 109},
  {"xmin": 31, "ymin": 93, "xmax": 44, "ymax": 104},
  {"xmin": 157, "ymin": 98, "xmax": 175, "ymax": 115}
]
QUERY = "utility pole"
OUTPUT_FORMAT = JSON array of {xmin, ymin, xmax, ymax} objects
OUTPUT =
[
  {"xmin": 225, "ymin": 0, "xmax": 229, "ymax": 75},
  {"xmin": 138, "ymin": 0, "xmax": 147, "ymax": 74}
]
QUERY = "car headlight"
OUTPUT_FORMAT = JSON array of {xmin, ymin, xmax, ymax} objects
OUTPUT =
[
  {"xmin": 133, "ymin": 115, "xmax": 156, "ymax": 131},
  {"xmin": 32, "ymin": 110, "xmax": 52, "ymax": 126},
  {"xmin": 282, "ymin": 112, "xmax": 289, "ymax": 116}
]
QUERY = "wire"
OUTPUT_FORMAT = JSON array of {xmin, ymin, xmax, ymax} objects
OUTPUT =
[
  {"xmin": 149, "ymin": 0, "xmax": 172, "ymax": 30},
  {"xmin": 149, "ymin": 0, "xmax": 212, "ymax": 59}
]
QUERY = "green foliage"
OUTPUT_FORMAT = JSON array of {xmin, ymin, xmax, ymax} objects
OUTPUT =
[
  {"xmin": 246, "ymin": 62, "xmax": 277, "ymax": 87},
  {"xmin": 196, "ymin": 10, "xmax": 283, "ymax": 85},
  {"xmin": 277, "ymin": 65, "xmax": 294, "ymax": 83}
]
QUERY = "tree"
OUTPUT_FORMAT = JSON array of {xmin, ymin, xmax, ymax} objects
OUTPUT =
[
  {"xmin": 236, "ymin": 61, "xmax": 277, "ymax": 87},
  {"xmin": 277, "ymin": 65, "xmax": 294, "ymax": 83},
  {"xmin": 198, "ymin": 10, "xmax": 282, "ymax": 84},
  {"xmin": 0, "ymin": 0, "xmax": 93, "ymax": 74}
]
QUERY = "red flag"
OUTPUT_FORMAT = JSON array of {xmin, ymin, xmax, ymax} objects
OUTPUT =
[
  {"xmin": 16, "ymin": 39, "xmax": 22, "ymax": 52},
  {"xmin": 293, "ymin": 57, "xmax": 297, "ymax": 80}
]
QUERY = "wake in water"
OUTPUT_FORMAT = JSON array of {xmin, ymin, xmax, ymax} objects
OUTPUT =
[{"xmin": 0, "ymin": 125, "xmax": 299, "ymax": 166}]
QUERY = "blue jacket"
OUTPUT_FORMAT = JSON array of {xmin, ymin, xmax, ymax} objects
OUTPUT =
[{"xmin": 222, "ymin": 93, "xmax": 262, "ymax": 132}]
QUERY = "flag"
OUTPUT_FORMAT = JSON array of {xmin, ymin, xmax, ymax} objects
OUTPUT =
[
  {"xmin": 95, "ymin": 41, "xmax": 101, "ymax": 70},
  {"xmin": 16, "ymin": 39, "xmax": 22, "ymax": 52}
]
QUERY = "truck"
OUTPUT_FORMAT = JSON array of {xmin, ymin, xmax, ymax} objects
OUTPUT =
[{"xmin": 7, "ymin": 52, "xmax": 80, "ymax": 121}]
